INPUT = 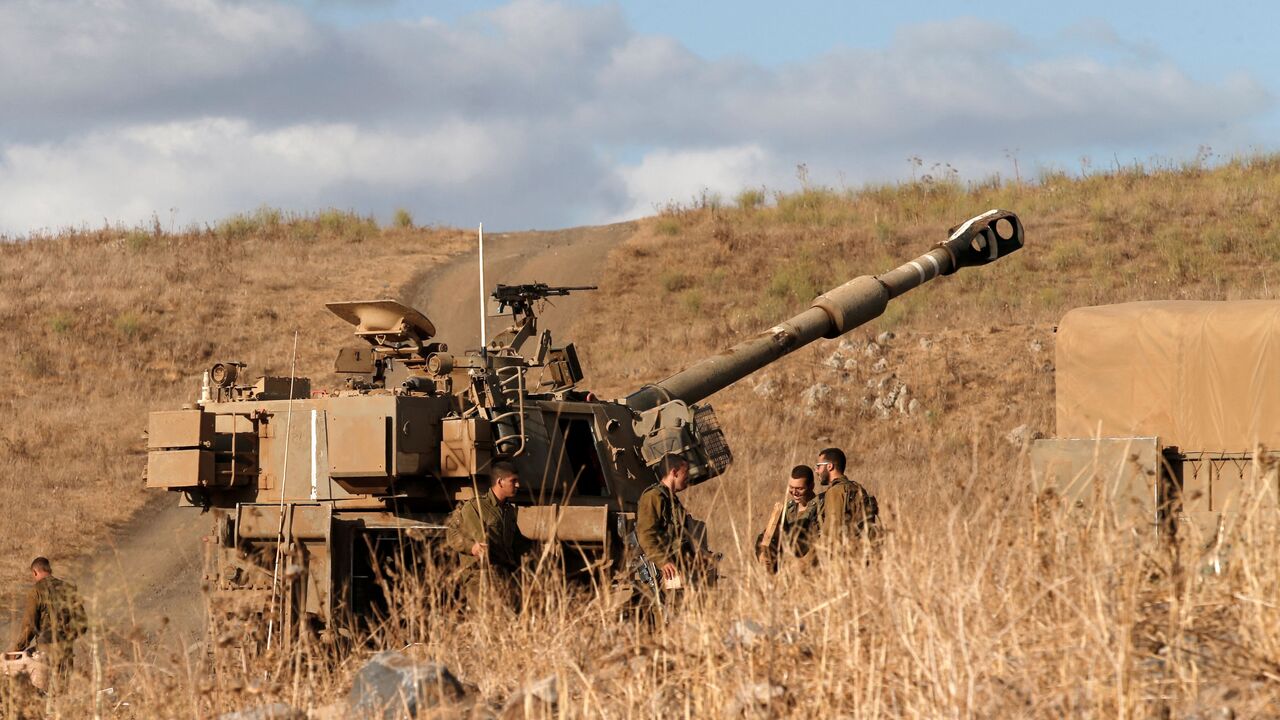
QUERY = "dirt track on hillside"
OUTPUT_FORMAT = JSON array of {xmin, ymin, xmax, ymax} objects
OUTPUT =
[{"xmin": 0, "ymin": 223, "xmax": 635, "ymax": 648}]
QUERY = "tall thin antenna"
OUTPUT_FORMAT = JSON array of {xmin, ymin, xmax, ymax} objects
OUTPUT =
[
  {"xmin": 266, "ymin": 329, "xmax": 299, "ymax": 652},
  {"xmin": 478, "ymin": 223, "xmax": 487, "ymax": 350}
]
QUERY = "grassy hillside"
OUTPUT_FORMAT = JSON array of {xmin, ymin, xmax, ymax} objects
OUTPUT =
[
  {"xmin": 0, "ymin": 211, "xmax": 470, "ymax": 602},
  {"xmin": 8, "ymin": 157, "xmax": 1280, "ymax": 717},
  {"xmin": 576, "ymin": 154, "xmax": 1280, "ymax": 530},
  {"xmin": 563, "ymin": 155, "xmax": 1280, "ymax": 715}
]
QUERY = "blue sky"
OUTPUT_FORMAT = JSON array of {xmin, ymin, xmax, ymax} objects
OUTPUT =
[
  {"xmin": 314, "ymin": 1, "xmax": 1275, "ymax": 81},
  {"xmin": 643, "ymin": 1, "xmax": 1272, "ymax": 79},
  {"xmin": 0, "ymin": 0, "xmax": 1274, "ymax": 235}
]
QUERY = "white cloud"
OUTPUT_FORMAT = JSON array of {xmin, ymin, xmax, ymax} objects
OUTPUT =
[
  {"xmin": 0, "ymin": 0, "xmax": 315, "ymax": 119},
  {"xmin": 612, "ymin": 145, "xmax": 783, "ymax": 220},
  {"xmin": 0, "ymin": 119, "xmax": 528, "ymax": 233},
  {"xmin": 0, "ymin": 1, "xmax": 1272, "ymax": 235}
]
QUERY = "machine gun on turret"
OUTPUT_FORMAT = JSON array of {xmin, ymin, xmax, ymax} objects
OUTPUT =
[
  {"xmin": 493, "ymin": 283, "xmax": 598, "ymax": 317},
  {"xmin": 488, "ymin": 283, "xmax": 597, "ymax": 354}
]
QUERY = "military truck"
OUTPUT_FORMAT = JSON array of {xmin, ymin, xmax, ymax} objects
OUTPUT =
[
  {"xmin": 145, "ymin": 209, "xmax": 1024, "ymax": 639},
  {"xmin": 1031, "ymin": 301, "xmax": 1280, "ymax": 538}
]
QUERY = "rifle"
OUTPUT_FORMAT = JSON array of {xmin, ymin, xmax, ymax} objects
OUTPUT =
[{"xmin": 617, "ymin": 514, "xmax": 662, "ymax": 603}]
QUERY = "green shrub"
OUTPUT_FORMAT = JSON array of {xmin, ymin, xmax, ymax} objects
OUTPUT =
[
  {"xmin": 661, "ymin": 271, "xmax": 694, "ymax": 293},
  {"xmin": 49, "ymin": 313, "xmax": 73, "ymax": 334},
  {"xmin": 125, "ymin": 230, "xmax": 152, "ymax": 252},
  {"xmin": 251, "ymin": 206, "xmax": 283, "ymax": 230},
  {"xmin": 115, "ymin": 312, "xmax": 142, "ymax": 339},
  {"xmin": 216, "ymin": 206, "xmax": 285, "ymax": 241},
  {"xmin": 751, "ymin": 294, "xmax": 789, "ymax": 325},
  {"xmin": 316, "ymin": 209, "xmax": 349, "ymax": 234},
  {"xmin": 655, "ymin": 215, "xmax": 682, "ymax": 236},
  {"xmin": 735, "ymin": 188, "xmax": 766, "ymax": 211},
  {"xmin": 775, "ymin": 188, "xmax": 840, "ymax": 225},
  {"xmin": 316, "ymin": 209, "xmax": 378, "ymax": 242},
  {"xmin": 393, "ymin": 208, "xmax": 414, "ymax": 229},
  {"xmin": 682, "ymin": 289, "xmax": 704, "ymax": 313},
  {"xmin": 1157, "ymin": 239, "xmax": 1205, "ymax": 283},
  {"xmin": 1048, "ymin": 238, "xmax": 1087, "ymax": 273},
  {"xmin": 216, "ymin": 213, "xmax": 258, "ymax": 241},
  {"xmin": 876, "ymin": 292, "xmax": 921, "ymax": 329},
  {"xmin": 290, "ymin": 222, "xmax": 318, "ymax": 243},
  {"xmin": 873, "ymin": 220, "xmax": 894, "ymax": 245},
  {"xmin": 1037, "ymin": 286, "xmax": 1062, "ymax": 310},
  {"xmin": 1203, "ymin": 225, "xmax": 1236, "ymax": 255},
  {"xmin": 767, "ymin": 260, "xmax": 822, "ymax": 301}
]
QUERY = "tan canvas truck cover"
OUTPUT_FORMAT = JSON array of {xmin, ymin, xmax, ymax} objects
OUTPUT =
[{"xmin": 1056, "ymin": 300, "xmax": 1280, "ymax": 452}]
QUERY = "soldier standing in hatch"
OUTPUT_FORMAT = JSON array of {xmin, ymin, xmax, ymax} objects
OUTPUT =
[
  {"xmin": 9, "ymin": 557, "xmax": 85, "ymax": 692},
  {"xmin": 636, "ymin": 454, "xmax": 714, "ymax": 589},
  {"xmin": 444, "ymin": 461, "xmax": 530, "ymax": 611},
  {"xmin": 816, "ymin": 447, "xmax": 880, "ymax": 545}
]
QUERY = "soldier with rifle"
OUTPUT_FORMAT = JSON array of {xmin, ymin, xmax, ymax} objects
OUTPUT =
[
  {"xmin": 816, "ymin": 448, "xmax": 880, "ymax": 545},
  {"xmin": 444, "ymin": 461, "xmax": 531, "ymax": 611},
  {"xmin": 635, "ymin": 454, "xmax": 716, "ymax": 592}
]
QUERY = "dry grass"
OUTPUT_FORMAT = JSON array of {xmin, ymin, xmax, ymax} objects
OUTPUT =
[
  {"xmin": 7, "ymin": 462, "xmax": 1280, "ymax": 717},
  {"xmin": 8, "ymin": 157, "xmax": 1280, "ymax": 716}
]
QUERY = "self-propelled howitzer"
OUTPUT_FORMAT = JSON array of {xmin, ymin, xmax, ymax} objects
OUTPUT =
[{"xmin": 144, "ymin": 210, "xmax": 1022, "ymax": 639}]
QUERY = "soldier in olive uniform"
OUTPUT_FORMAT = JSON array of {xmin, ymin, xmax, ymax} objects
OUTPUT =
[
  {"xmin": 636, "ymin": 454, "xmax": 713, "ymax": 588},
  {"xmin": 816, "ymin": 448, "xmax": 879, "ymax": 544},
  {"xmin": 9, "ymin": 557, "xmax": 85, "ymax": 690},
  {"xmin": 756, "ymin": 466, "xmax": 823, "ymax": 570},
  {"xmin": 780, "ymin": 465, "xmax": 823, "ymax": 553},
  {"xmin": 444, "ymin": 462, "xmax": 530, "ymax": 610}
]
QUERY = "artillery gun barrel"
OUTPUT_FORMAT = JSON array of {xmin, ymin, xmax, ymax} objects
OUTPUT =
[{"xmin": 625, "ymin": 210, "xmax": 1024, "ymax": 411}]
